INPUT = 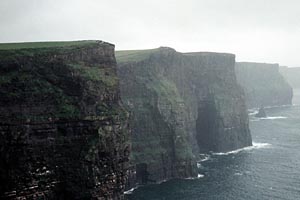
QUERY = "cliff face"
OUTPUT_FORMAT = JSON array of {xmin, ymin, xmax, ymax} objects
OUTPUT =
[
  {"xmin": 116, "ymin": 48, "xmax": 252, "ymax": 186},
  {"xmin": 235, "ymin": 62, "xmax": 293, "ymax": 108},
  {"xmin": 280, "ymin": 66, "xmax": 300, "ymax": 89},
  {"xmin": 0, "ymin": 41, "xmax": 130, "ymax": 199}
]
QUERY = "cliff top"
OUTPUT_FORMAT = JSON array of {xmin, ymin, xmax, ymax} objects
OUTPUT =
[
  {"xmin": 0, "ymin": 40, "xmax": 119, "ymax": 123},
  {"xmin": 116, "ymin": 48, "xmax": 163, "ymax": 63},
  {"xmin": 184, "ymin": 52, "xmax": 235, "ymax": 57},
  {"xmin": 236, "ymin": 62, "xmax": 280, "ymax": 72},
  {"xmin": 116, "ymin": 47, "xmax": 235, "ymax": 64},
  {"xmin": 236, "ymin": 62, "xmax": 279, "ymax": 66},
  {"xmin": 0, "ymin": 40, "xmax": 113, "ymax": 50}
]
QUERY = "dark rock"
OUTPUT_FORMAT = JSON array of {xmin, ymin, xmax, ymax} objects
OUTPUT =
[
  {"xmin": 0, "ymin": 41, "xmax": 130, "ymax": 199},
  {"xmin": 116, "ymin": 47, "xmax": 252, "ymax": 187},
  {"xmin": 255, "ymin": 107, "xmax": 267, "ymax": 118}
]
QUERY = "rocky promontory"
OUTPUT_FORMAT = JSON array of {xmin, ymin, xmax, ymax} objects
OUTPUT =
[
  {"xmin": 280, "ymin": 66, "xmax": 300, "ymax": 89},
  {"xmin": 117, "ymin": 47, "xmax": 252, "ymax": 187},
  {"xmin": 235, "ymin": 62, "xmax": 293, "ymax": 108},
  {"xmin": 0, "ymin": 41, "xmax": 130, "ymax": 199}
]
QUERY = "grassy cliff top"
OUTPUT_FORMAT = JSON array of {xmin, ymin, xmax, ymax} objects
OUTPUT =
[
  {"xmin": 184, "ymin": 52, "xmax": 235, "ymax": 57},
  {"xmin": 0, "ymin": 40, "xmax": 119, "ymax": 122},
  {"xmin": 236, "ymin": 62, "xmax": 280, "ymax": 71},
  {"xmin": 116, "ymin": 47, "xmax": 235, "ymax": 63},
  {"xmin": 0, "ymin": 40, "xmax": 111, "ymax": 50},
  {"xmin": 236, "ymin": 62, "xmax": 279, "ymax": 66},
  {"xmin": 116, "ymin": 47, "xmax": 177, "ymax": 63},
  {"xmin": 116, "ymin": 48, "xmax": 160, "ymax": 63}
]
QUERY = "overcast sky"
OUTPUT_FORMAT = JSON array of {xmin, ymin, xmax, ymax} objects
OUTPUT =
[{"xmin": 1, "ymin": 0, "xmax": 300, "ymax": 66}]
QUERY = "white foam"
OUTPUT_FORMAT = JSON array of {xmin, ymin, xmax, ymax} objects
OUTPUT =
[
  {"xmin": 198, "ymin": 154, "xmax": 211, "ymax": 163},
  {"xmin": 248, "ymin": 110, "xmax": 259, "ymax": 116},
  {"xmin": 124, "ymin": 187, "xmax": 138, "ymax": 195},
  {"xmin": 158, "ymin": 179, "xmax": 168, "ymax": 184},
  {"xmin": 259, "ymin": 116, "xmax": 287, "ymax": 120},
  {"xmin": 185, "ymin": 174, "xmax": 205, "ymax": 180},
  {"xmin": 198, "ymin": 174, "xmax": 204, "ymax": 178},
  {"xmin": 264, "ymin": 104, "xmax": 292, "ymax": 109},
  {"xmin": 212, "ymin": 142, "xmax": 271, "ymax": 156},
  {"xmin": 197, "ymin": 162, "xmax": 201, "ymax": 168},
  {"xmin": 248, "ymin": 104, "xmax": 293, "ymax": 111}
]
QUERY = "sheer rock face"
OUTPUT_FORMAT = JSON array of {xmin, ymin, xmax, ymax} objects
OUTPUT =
[
  {"xmin": 116, "ymin": 48, "xmax": 252, "ymax": 187},
  {"xmin": 235, "ymin": 62, "xmax": 293, "ymax": 108},
  {"xmin": 280, "ymin": 66, "xmax": 300, "ymax": 89},
  {"xmin": 0, "ymin": 41, "xmax": 130, "ymax": 200}
]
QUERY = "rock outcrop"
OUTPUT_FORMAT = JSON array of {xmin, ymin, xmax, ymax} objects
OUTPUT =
[
  {"xmin": 235, "ymin": 62, "xmax": 293, "ymax": 108},
  {"xmin": 0, "ymin": 41, "xmax": 130, "ymax": 199},
  {"xmin": 255, "ymin": 107, "xmax": 267, "ymax": 118},
  {"xmin": 116, "ymin": 47, "xmax": 252, "ymax": 187}
]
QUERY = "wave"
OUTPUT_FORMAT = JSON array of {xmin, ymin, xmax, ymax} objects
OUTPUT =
[
  {"xmin": 212, "ymin": 142, "xmax": 271, "ymax": 156},
  {"xmin": 249, "ymin": 104, "xmax": 293, "ymax": 110},
  {"xmin": 124, "ymin": 186, "xmax": 139, "ymax": 195},
  {"xmin": 259, "ymin": 116, "xmax": 287, "ymax": 120},
  {"xmin": 250, "ymin": 119, "xmax": 260, "ymax": 122},
  {"xmin": 248, "ymin": 110, "xmax": 258, "ymax": 116},
  {"xmin": 198, "ymin": 154, "xmax": 211, "ymax": 163},
  {"xmin": 264, "ymin": 104, "xmax": 293, "ymax": 109},
  {"xmin": 250, "ymin": 116, "xmax": 288, "ymax": 121},
  {"xmin": 185, "ymin": 174, "xmax": 205, "ymax": 180}
]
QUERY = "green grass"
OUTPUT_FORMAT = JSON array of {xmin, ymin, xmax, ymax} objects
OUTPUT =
[
  {"xmin": 69, "ymin": 63, "xmax": 118, "ymax": 87},
  {"xmin": 116, "ymin": 48, "xmax": 160, "ymax": 63},
  {"xmin": 0, "ymin": 40, "xmax": 99, "ymax": 50}
]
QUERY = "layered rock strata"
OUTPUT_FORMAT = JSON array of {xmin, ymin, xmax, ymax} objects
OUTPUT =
[
  {"xmin": 0, "ymin": 41, "xmax": 130, "ymax": 200},
  {"xmin": 116, "ymin": 47, "xmax": 252, "ymax": 187}
]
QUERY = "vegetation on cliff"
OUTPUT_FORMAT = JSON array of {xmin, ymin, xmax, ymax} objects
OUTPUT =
[
  {"xmin": 117, "ymin": 47, "xmax": 252, "ymax": 186},
  {"xmin": 0, "ymin": 41, "xmax": 130, "ymax": 199},
  {"xmin": 0, "ymin": 40, "xmax": 119, "ymax": 122}
]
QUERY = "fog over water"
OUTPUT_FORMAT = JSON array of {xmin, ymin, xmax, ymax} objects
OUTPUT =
[{"xmin": 1, "ymin": 0, "xmax": 300, "ymax": 66}]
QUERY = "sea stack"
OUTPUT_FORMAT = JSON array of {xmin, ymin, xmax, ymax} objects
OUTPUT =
[{"xmin": 255, "ymin": 107, "xmax": 267, "ymax": 118}]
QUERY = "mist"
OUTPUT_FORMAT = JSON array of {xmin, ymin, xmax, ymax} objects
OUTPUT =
[{"xmin": 1, "ymin": 0, "xmax": 300, "ymax": 66}]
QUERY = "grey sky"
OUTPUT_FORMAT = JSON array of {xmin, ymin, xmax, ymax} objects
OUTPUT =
[{"xmin": 1, "ymin": 0, "xmax": 300, "ymax": 66}]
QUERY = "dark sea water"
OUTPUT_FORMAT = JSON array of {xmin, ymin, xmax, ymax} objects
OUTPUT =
[{"xmin": 126, "ymin": 89, "xmax": 300, "ymax": 200}]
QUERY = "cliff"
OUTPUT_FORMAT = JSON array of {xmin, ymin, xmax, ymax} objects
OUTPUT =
[
  {"xmin": 279, "ymin": 66, "xmax": 300, "ymax": 89},
  {"xmin": 116, "ymin": 47, "xmax": 252, "ymax": 186},
  {"xmin": 235, "ymin": 62, "xmax": 293, "ymax": 108},
  {"xmin": 0, "ymin": 41, "xmax": 130, "ymax": 199}
]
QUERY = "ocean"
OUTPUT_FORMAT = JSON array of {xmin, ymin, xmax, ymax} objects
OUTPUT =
[{"xmin": 126, "ymin": 89, "xmax": 300, "ymax": 200}]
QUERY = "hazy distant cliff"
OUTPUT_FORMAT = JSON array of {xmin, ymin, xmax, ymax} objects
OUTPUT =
[
  {"xmin": 235, "ymin": 62, "xmax": 293, "ymax": 108},
  {"xmin": 0, "ymin": 41, "xmax": 129, "ymax": 199},
  {"xmin": 116, "ymin": 48, "xmax": 252, "ymax": 186},
  {"xmin": 280, "ymin": 66, "xmax": 300, "ymax": 89}
]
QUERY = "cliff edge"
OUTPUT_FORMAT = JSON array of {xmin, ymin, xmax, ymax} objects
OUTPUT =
[
  {"xmin": 235, "ymin": 62, "xmax": 293, "ymax": 108},
  {"xmin": 116, "ymin": 47, "xmax": 252, "ymax": 187},
  {"xmin": 0, "ymin": 41, "xmax": 130, "ymax": 199}
]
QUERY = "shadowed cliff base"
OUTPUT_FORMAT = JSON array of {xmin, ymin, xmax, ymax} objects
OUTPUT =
[{"xmin": 116, "ymin": 47, "xmax": 252, "ymax": 188}]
